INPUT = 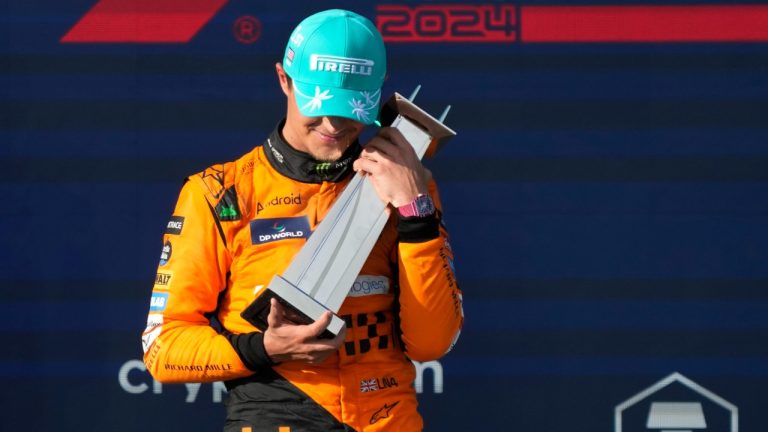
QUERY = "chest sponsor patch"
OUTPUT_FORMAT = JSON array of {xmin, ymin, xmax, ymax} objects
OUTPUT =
[
  {"xmin": 257, "ymin": 192, "xmax": 302, "ymax": 215},
  {"xmin": 250, "ymin": 216, "xmax": 311, "ymax": 245},
  {"xmin": 348, "ymin": 275, "xmax": 390, "ymax": 297},
  {"xmin": 215, "ymin": 186, "xmax": 242, "ymax": 221}
]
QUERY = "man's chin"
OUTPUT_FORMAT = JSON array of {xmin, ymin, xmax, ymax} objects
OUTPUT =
[{"xmin": 309, "ymin": 141, "xmax": 350, "ymax": 162}]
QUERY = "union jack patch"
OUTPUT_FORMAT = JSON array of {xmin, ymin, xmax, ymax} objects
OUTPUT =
[
  {"xmin": 287, "ymin": 48, "xmax": 295, "ymax": 62},
  {"xmin": 360, "ymin": 378, "xmax": 379, "ymax": 393}
]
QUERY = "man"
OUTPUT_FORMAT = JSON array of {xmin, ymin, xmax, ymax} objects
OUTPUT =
[{"xmin": 142, "ymin": 9, "xmax": 462, "ymax": 431}]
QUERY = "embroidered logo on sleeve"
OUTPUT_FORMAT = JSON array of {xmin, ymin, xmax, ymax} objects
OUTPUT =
[
  {"xmin": 149, "ymin": 292, "xmax": 169, "ymax": 312},
  {"xmin": 165, "ymin": 216, "xmax": 185, "ymax": 235},
  {"xmin": 159, "ymin": 240, "xmax": 172, "ymax": 265}
]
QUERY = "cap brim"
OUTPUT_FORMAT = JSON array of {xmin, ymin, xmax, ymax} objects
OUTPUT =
[{"xmin": 292, "ymin": 80, "xmax": 381, "ymax": 125}]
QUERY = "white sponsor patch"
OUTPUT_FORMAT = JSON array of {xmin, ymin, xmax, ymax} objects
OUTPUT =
[
  {"xmin": 309, "ymin": 54, "xmax": 374, "ymax": 75},
  {"xmin": 347, "ymin": 275, "xmax": 389, "ymax": 297},
  {"xmin": 141, "ymin": 314, "xmax": 163, "ymax": 354}
]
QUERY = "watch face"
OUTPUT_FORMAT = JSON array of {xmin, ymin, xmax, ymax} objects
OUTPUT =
[{"xmin": 416, "ymin": 195, "xmax": 435, "ymax": 216}]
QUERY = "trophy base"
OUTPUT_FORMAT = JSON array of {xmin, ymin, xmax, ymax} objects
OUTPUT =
[{"xmin": 240, "ymin": 275, "xmax": 346, "ymax": 339}]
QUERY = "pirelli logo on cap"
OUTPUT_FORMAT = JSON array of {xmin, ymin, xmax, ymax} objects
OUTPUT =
[{"xmin": 309, "ymin": 54, "xmax": 374, "ymax": 76}]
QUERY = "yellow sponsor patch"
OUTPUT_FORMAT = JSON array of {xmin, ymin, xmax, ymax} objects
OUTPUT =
[{"xmin": 153, "ymin": 270, "xmax": 173, "ymax": 290}]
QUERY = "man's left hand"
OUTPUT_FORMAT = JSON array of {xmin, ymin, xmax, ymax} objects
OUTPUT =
[{"xmin": 352, "ymin": 127, "xmax": 431, "ymax": 207}]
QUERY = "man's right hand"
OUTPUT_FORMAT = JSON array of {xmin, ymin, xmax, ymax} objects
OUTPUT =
[{"xmin": 262, "ymin": 298, "xmax": 346, "ymax": 364}]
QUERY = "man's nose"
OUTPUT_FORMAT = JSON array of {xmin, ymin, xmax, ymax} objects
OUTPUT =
[{"xmin": 322, "ymin": 116, "xmax": 351, "ymax": 132}]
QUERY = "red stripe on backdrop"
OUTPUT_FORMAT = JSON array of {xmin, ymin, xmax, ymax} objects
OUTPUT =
[
  {"xmin": 521, "ymin": 5, "xmax": 768, "ymax": 42},
  {"xmin": 61, "ymin": 0, "xmax": 228, "ymax": 43}
]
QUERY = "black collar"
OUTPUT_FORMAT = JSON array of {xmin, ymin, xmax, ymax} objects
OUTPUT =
[{"xmin": 263, "ymin": 121, "xmax": 362, "ymax": 184}]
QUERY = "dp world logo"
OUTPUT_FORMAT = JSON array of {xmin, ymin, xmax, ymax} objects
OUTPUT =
[
  {"xmin": 615, "ymin": 372, "xmax": 738, "ymax": 432},
  {"xmin": 250, "ymin": 217, "xmax": 310, "ymax": 245}
]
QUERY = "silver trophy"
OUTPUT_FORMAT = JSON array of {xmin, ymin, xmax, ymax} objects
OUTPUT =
[{"xmin": 241, "ymin": 88, "xmax": 456, "ymax": 337}]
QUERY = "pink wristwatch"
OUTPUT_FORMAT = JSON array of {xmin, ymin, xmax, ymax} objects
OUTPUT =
[{"xmin": 397, "ymin": 194, "xmax": 436, "ymax": 218}]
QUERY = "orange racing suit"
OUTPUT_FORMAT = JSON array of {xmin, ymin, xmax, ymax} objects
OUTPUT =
[{"xmin": 142, "ymin": 123, "xmax": 463, "ymax": 431}]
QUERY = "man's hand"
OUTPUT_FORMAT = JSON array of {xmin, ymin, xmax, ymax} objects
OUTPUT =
[
  {"xmin": 353, "ymin": 127, "xmax": 432, "ymax": 207},
  {"xmin": 262, "ymin": 298, "xmax": 346, "ymax": 364}
]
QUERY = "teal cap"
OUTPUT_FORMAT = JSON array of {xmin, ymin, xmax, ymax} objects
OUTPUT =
[{"xmin": 283, "ymin": 9, "xmax": 387, "ymax": 125}]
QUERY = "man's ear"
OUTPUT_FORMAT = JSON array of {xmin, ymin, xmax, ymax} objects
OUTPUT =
[{"xmin": 275, "ymin": 63, "xmax": 291, "ymax": 97}]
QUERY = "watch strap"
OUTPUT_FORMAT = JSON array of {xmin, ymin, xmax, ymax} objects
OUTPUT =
[{"xmin": 397, "ymin": 194, "xmax": 435, "ymax": 218}]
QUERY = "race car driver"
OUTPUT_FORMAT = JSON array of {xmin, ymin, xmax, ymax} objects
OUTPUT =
[{"xmin": 142, "ymin": 9, "xmax": 463, "ymax": 431}]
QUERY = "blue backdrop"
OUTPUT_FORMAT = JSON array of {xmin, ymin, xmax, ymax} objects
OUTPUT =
[{"xmin": 2, "ymin": 0, "xmax": 767, "ymax": 430}]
